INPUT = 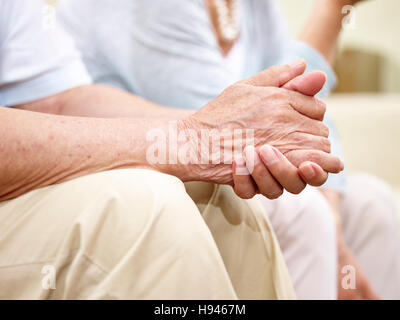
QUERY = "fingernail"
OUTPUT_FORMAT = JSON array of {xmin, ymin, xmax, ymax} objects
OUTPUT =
[
  {"xmin": 234, "ymin": 156, "xmax": 250, "ymax": 176},
  {"xmin": 260, "ymin": 145, "xmax": 279, "ymax": 165},
  {"xmin": 244, "ymin": 146, "xmax": 257, "ymax": 174},
  {"xmin": 244, "ymin": 146, "xmax": 255, "ymax": 161},
  {"xmin": 302, "ymin": 163, "xmax": 316, "ymax": 180},
  {"xmin": 234, "ymin": 156, "xmax": 246, "ymax": 167}
]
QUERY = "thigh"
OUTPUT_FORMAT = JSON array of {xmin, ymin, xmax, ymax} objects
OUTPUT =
[{"xmin": 0, "ymin": 169, "xmax": 236, "ymax": 299}]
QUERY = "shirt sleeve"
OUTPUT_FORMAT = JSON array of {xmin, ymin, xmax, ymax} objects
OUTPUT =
[
  {"xmin": 278, "ymin": 41, "xmax": 338, "ymax": 99},
  {"xmin": 0, "ymin": 0, "xmax": 92, "ymax": 106}
]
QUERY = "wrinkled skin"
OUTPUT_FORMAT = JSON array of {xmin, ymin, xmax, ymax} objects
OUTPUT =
[{"xmin": 182, "ymin": 63, "xmax": 343, "ymax": 187}]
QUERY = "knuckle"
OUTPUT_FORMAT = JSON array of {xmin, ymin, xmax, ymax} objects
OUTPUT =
[
  {"xmin": 323, "ymin": 138, "xmax": 331, "ymax": 153},
  {"xmin": 229, "ymin": 84, "xmax": 257, "ymax": 101},
  {"xmin": 229, "ymin": 83, "xmax": 247, "ymax": 94},
  {"xmin": 289, "ymin": 182, "xmax": 306, "ymax": 194},
  {"xmin": 319, "ymin": 122, "xmax": 330, "ymax": 137},
  {"xmin": 291, "ymin": 131, "xmax": 307, "ymax": 143},
  {"xmin": 233, "ymin": 180, "xmax": 255, "ymax": 197},
  {"xmin": 244, "ymin": 191, "xmax": 256, "ymax": 199},
  {"xmin": 315, "ymin": 98, "xmax": 327, "ymax": 116},
  {"xmin": 264, "ymin": 187, "xmax": 284, "ymax": 200},
  {"xmin": 266, "ymin": 87, "xmax": 285, "ymax": 101},
  {"xmin": 236, "ymin": 188, "xmax": 255, "ymax": 199}
]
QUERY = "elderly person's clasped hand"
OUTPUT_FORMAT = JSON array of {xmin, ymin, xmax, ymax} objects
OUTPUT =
[{"xmin": 181, "ymin": 60, "xmax": 343, "ymax": 199}]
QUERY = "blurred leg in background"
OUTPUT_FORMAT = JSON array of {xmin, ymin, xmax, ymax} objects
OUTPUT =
[
  {"xmin": 257, "ymin": 188, "xmax": 338, "ymax": 300},
  {"xmin": 341, "ymin": 173, "xmax": 400, "ymax": 299}
]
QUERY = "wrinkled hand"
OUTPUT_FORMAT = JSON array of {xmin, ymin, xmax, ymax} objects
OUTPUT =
[
  {"xmin": 232, "ymin": 68, "xmax": 332, "ymax": 199},
  {"xmin": 232, "ymin": 145, "xmax": 327, "ymax": 199},
  {"xmin": 184, "ymin": 60, "xmax": 343, "ymax": 187}
]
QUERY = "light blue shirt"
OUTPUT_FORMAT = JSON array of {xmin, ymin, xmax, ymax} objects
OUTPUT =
[{"xmin": 58, "ymin": 0, "xmax": 345, "ymax": 192}]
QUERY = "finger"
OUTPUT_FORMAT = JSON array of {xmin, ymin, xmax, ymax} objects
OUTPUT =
[
  {"xmin": 244, "ymin": 146, "xmax": 283, "ymax": 199},
  {"xmin": 232, "ymin": 156, "xmax": 258, "ymax": 199},
  {"xmin": 259, "ymin": 145, "xmax": 306, "ymax": 194},
  {"xmin": 298, "ymin": 161, "xmax": 329, "ymax": 186},
  {"xmin": 282, "ymin": 71, "xmax": 327, "ymax": 96},
  {"xmin": 285, "ymin": 111, "xmax": 329, "ymax": 137},
  {"xmin": 287, "ymin": 89, "xmax": 327, "ymax": 120},
  {"xmin": 275, "ymin": 132, "xmax": 331, "ymax": 154},
  {"xmin": 240, "ymin": 59, "xmax": 306, "ymax": 87},
  {"xmin": 287, "ymin": 149, "xmax": 344, "ymax": 173}
]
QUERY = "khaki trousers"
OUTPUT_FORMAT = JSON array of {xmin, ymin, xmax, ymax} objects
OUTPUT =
[{"xmin": 0, "ymin": 169, "xmax": 295, "ymax": 300}]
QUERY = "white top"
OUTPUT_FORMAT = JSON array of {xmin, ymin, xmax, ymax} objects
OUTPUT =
[
  {"xmin": 0, "ymin": 0, "xmax": 91, "ymax": 106},
  {"xmin": 58, "ymin": 0, "xmax": 337, "ymax": 109},
  {"xmin": 57, "ymin": 0, "xmax": 344, "ymax": 192},
  {"xmin": 224, "ymin": 36, "xmax": 245, "ymax": 80}
]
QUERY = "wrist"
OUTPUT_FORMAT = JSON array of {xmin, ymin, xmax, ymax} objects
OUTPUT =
[
  {"xmin": 176, "ymin": 117, "xmax": 214, "ymax": 182},
  {"xmin": 148, "ymin": 118, "xmax": 204, "ymax": 182},
  {"xmin": 172, "ymin": 116, "xmax": 234, "ymax": 184}
]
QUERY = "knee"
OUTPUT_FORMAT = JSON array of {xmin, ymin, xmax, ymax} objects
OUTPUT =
[
  {"xmin": 64, "ymin": 169, "xmax": 210, "ymax": 261},
  {"xmin": 82, "ymin": 168, "xmax": 204, "ymax": 228},
  {"xmin": 45, "ymin": 170, "xmax": 221, "ymax": 299},
  {"xmin": 98, "ymin": 169, "xmax": 216, "ymax": 265}
]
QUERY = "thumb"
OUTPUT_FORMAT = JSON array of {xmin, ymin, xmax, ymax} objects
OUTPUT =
[
  {"xmin": 282, "ymin": 71, "xmax": 327, "ymax": 96},
  {"xmin": 240, "ymin": 59, "xmax": 306, "ymax": 87}
]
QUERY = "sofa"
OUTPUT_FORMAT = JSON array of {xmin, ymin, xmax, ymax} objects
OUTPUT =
[{"xmin": 327, "ymin": 93, "xmax": 400, "ymax": 227}]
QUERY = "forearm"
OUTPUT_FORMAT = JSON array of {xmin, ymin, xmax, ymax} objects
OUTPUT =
[
  {"xmin": 15, "ymin": 84, "xmax": 195, "ymax": 120},
  {"xmin": 0, "ymin": 107, "xmax": 186, "ymax": 201},
  {"xmin": 298, "ymin": 0, "xmax": 353, "ymax": 64}
]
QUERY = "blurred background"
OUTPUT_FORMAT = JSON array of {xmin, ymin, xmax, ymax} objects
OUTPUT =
[
  {"xmin": 280, "ymin": 0, "xmax": 400, "ymax": 92},
  {"xmin": 280, "ymin": 0, "xmax": 400, "ymax": 217}
]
